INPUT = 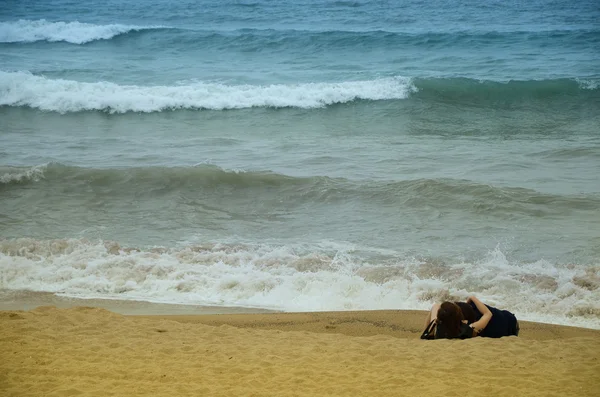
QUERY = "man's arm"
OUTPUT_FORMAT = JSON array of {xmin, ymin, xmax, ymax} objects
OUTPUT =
[{"xmin": 466, "ymin": 296, "xmax": 492, "ymax": 334}]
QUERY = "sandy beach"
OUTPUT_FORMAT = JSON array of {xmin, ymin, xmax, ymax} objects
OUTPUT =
[{"xmin": 1, "ymin": 300, "xmax": 599, "ymax": 397}]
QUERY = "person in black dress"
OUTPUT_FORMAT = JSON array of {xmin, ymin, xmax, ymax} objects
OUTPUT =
[{"xmin": 423, "ymin": 296, "xmax": 519, "ymax": 339}]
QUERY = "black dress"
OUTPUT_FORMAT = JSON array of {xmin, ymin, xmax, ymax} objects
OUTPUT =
[{"xmin": 469, "ymin": 301, "xmax": 519, "ymax": 338}]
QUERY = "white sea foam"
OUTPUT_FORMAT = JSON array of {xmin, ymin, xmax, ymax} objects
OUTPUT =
[
  {"xmin": 0, "ymin": 165, "xmax": 48, "ymax": 184},
  {"xmin": 576, "ymin": 78, "xmax": 599, "ymax": 90},
  {"xmin": 0, "ymin": 71, "xmax": 415, "ymax": 112},
  {"xmin": 1, "ymin": 238, "xmax": 598, "ymax": 329},
  {"xmin": 0, "ymin": 19, "xmax": 162, "ymax": 44}
]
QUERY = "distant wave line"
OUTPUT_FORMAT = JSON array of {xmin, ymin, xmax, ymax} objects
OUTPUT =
[
  {"xmin": 2, "ymin": 19, "xmax": 598, "ymax": 45},
  {"xmin": 0, "ymin": 19, "xmax": 169, "ymax": 44}
]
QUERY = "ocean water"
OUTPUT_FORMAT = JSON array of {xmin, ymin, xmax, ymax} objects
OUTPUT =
[{"xmin": 1, "ymin": 0, "xmax": 599, "ymax": 328}]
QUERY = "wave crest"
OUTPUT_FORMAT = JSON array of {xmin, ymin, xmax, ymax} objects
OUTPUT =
[
  {"xmin": 3, "ymin": 164, "xmax": 598, "ymax": 216},
  {"xmin": 1, "ymin": 70, "xmax": 597, "ymax": 113},
  {"xmin": 412, "ymin": 77, "xmax": 599, "ymax": 105},
  {"xmin": 0, "ymin": 19, "xmax": 164, "ymax": 44},
  {"xmin": 0, "ymin": 164, "xmax": 47, "ymax": 185},
  {"xmin": 0, "ymin": 71, "xmax": 415, "ymax": 113}
]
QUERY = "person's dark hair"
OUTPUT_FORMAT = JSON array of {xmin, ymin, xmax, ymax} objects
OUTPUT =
[
  {"xmin": 455, "ymin": 301, "xmax": 476, "ymax": 324},
  {"xmin": 436, "ymin": 302, "xmax": 464, "ymax": 339}
]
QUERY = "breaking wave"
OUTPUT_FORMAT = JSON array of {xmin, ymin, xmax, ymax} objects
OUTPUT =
[
  {"xmin": 0, "ymin": 19, "xmax": 165, "ymax": 44},
  {"xmin": 1, "ymin": 70, "xmax": 597, "ymax": 113},
  {"xmin": 1, "ymin": 238, "xmax": 598, "ymax": 329},
  {"xmin": 0, "ymin": 71, "xmax": 414, "ymax": 112}
]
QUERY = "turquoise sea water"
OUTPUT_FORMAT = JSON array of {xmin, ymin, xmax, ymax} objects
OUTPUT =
[{"xmin": 1, "ymin": 0, "xmax": 599, "ymax": 327}]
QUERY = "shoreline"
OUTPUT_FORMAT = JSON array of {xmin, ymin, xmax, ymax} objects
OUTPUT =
[
  {"xmin": 2, "ymin": 289, "xmax": 599, "ymax": 334},
  {"xmin": 1, "ymin": 290, "xmax": 599, "ymax": 340},
  {"xmin": 0, "ymin": 289, "xmax": 277, "ymax": 315}
]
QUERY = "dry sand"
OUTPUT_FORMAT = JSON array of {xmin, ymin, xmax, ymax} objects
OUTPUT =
[{"xmin": 1, "ymin": 306, "xmax": 599, "ymax": 397}]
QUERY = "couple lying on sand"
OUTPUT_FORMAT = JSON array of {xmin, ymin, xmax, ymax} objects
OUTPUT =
[{"xmin": 422, "ymin": 295, "xmax": 519, "ymax": 339}]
